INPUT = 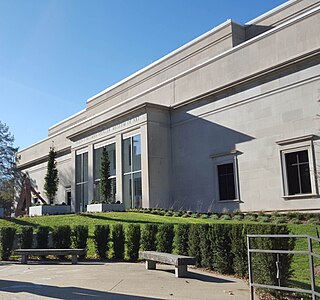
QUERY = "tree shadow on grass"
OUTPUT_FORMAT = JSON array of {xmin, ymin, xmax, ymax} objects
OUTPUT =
[
  {"xmin": 0, "ymin": 279, "xmax": 160, "ymax": 299},
  {"xmin": 5, "ymin": 218, "xmax": 38, "ymax": 228}
]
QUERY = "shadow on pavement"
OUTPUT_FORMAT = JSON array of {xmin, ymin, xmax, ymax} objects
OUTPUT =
[{"xmin": 0, "ymin": 279, "xmax": 160, "ymax": 299}]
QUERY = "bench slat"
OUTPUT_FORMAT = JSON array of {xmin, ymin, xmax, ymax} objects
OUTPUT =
[
  {"xmin": 139, "ymin": 251, "xmax": 196, "ymax": 266},
  {"xmin": 14, "ymin": 249, "xmax": 86, "ymax": 256}
]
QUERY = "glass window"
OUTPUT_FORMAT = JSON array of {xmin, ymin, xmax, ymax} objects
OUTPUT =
[
  {"xmin": 123, "ymin": 134, "xmax": 142, "ymax": 208},
  {"xmin": 75, "ymin": 152, "xmax": 88, "ymax": 212},
  {"xmin": 285, "ymin": 150, "xmax": 311, "ymax": 195},
  {"xmin": 93, "ymin": 143, "xmax": 116, "ymax": 202},
  {"xmin": 217, "ymin": 163, "xmax": 236, "ymax": 201}
]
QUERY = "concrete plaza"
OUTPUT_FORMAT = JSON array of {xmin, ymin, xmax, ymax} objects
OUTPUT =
[{"xmin": 0, "ymin": 260, "xmax": 250, "ymax": 299}]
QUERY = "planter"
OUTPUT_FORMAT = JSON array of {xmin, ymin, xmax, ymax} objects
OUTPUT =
[
  {"xmin": 86, "ymin": 203, "xmax": 125, "ymax": 213},
  {"xmin": 29, "ymin": 205, "xmax": 71, "ymax": 216}
]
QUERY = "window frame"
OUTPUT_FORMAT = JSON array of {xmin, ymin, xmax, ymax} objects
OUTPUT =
[
  {"xmin": 211, "ymin": 150, "xmax": 241, "ymax": 203},
  {"xmin": 277, "ymin": 135, "xmax": 318, "ymax": 199}
]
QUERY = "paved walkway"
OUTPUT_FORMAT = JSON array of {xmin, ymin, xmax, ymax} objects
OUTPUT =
[{"xmin": 0, "ymin": 261, "xmax": 250, "ymax": 299}]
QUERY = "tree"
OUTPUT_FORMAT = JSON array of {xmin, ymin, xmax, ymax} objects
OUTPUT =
[
  {"xmin": 0, "ymin": 121, "xmax": 18, "ymax": 215},
  {"xmin": 44, "ymin": 146, "xmax": 59, "ymax": 204},
  {"xmin": 100, "ymin": 147, "xmax": 112, "ymax": 203}
]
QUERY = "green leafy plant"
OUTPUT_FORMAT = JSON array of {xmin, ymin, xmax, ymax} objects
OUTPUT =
[
  {"xmin": 100, "ymin": 147, "xmax": 112, "ymax": 203},
  {"xmin": 156, "ymin": 224, "xmax": 174, "ymax": 253},
  {"xmin": 52, "ymin": 225, "xmax": 72, "ymax": 249},
  {"xmin": 175, "ymin": 224, "xmax": 190, "ymax": 256},
  {"xmin": 93, "ymin": 224, "xmax": 110, "ymax": 259},
  {"xmin": 141, "ymin": 224, "xmax": 158, "ymax": 251},
  {"xmin": 126, "ymin": 224, "xmax": 140, "ymax": 261},
  {"xmin": 0, "ymin": 226, "xmax": 16, "ymax": 259},
  {"xmin": 36, "ymin": 226, "xmax": 49, "ymax": 249},
  {"xmin": 19, "ymin": 226, "xmax": 33, "ymax": 249},
  {"xmin": 188, "ymin": 224, "xmax": 202, "ymax": 266},
  {"xmin": 44, "ymin": 146, "xmax": 59, "ymax": 204},
  {"xmin": 73, "ymin": 225, "xmax": 89, "ymax": 258},
  {"xmin": 112, "ymin": 224, "xmax": 125, "ymax": 259}
]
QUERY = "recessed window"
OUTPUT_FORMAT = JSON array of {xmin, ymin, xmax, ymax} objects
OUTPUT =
[
  {"xmin": 284, "ymin": 150, "xmax": 311, "ymax": 195},
  {"xmin": 217, "ymin": 163, "xmax": 236, "ymax": 200},
  {"xmin": 211, "ymin": 150, "xmax": 240, "ymax": 202},
  {"xmin": 277, "ymin": 134, "xmax": 317, "ymax": 199}
]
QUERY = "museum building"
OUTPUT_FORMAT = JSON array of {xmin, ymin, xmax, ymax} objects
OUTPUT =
[{"xmin": 17, "ymin": 0, "xmax": 320, "ymax": 213}]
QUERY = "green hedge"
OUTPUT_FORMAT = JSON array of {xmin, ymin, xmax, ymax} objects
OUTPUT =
[
  {"xmin": 126, "ymin": 224, "xmax": 140, "ymax": 261},
  {"xmin": 156, "ymin": 224, "xmax": 174, "ymax": 253},
  {"xmin": 0, "ymin": 227, "xmax": 16, "ymax": 260},
  {"xmin": 73, "ymin": 225, "xmax": 89, "ymax": 258},
  {"xmin": 141, "ymin": 224, "xmax": 158, "ymax": 251},
  {"xmin": 94, "ymin": 224, "xmax": 110, "ymax": 259},
  {"xmin": 19, "ymin": 226, "xmax": 33, "ymax": 249},
  {"xmin": 112, "ymin": 224, "xmax": 125, "ymax": 259},
  {"xmin": 52, "ymin": 225, "xmax": 72, "ymax": 249},
  {"xmin": 36, "ymin": 226, "xmax": 49, "ymax": 249}
]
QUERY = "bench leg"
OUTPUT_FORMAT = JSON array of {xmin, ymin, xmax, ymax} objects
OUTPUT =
[
  {"xmin": 175, "ymin": 265, "xmax": 187, "ymax": 278},
  {"xmin": 72, "ymin": 254, "xmax": 78, "ymax": 264},
  {"xmin": 21, "ymin": 255, "xmax": 28, "ymax": 264},
  {"xmin": 146, "ymin": 260, "xmax": 156, "ymax": 270}
]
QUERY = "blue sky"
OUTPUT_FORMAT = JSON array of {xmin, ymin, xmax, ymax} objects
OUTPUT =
[{"xmin": 0, "ymin": 0, "xmax": 287, "ymax": 149}]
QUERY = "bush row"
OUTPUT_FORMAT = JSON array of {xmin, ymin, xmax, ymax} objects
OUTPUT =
[
  {"xmin": 128, "ymin": 208, "xmax": 320, "ymax": 224},
  {"xmin": 0, "ymin": 223, "xmax": 295, "ymax": 286}
]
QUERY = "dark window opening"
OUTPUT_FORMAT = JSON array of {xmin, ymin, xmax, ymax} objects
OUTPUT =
[
  {"xmin": 218, "ymin": 163, "xmax": 236, "ymax": 200},
  {"xmin": 285, "ymin": 150, "xmax": 311, "ymax": 195}
]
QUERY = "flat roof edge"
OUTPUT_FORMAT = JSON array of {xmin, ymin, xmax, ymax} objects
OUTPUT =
[
  {"xmin": 86, "ymin": 19, "xmax": 235, "ymax": 104},
  {"xmin": 246, "ymin": 0, "xmax": 299, "ymax": 25}
]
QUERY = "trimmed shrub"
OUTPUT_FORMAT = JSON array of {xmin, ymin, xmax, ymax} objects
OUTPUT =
[
  {"xmin": 94, "ymin": 224, "xmax": 110, "ymax": 259},
  {"xmin": 188, "ymin": 224, "xmax": 202, "ymax": 266},
  {"xmin": 112, "ymin": 224, "xmax": 125, "ymax": 259},
  {"xmin": 230, "ymin": 224, "xmax": 248, "ymax": 278},
  {"xmin": 175, "ymin": 224, "xmax": 190, "ymax": 256},
  {"xmin": 156, "ymin": 224, "xmax": 174, "ymax": 253},
  {"xmin": 36, "ymin": 226, "xmax": 49, "ymax": 249},
  {"xmin": 211, "ymin": 224, "xmax": 233, "ymax": 274},
  {"xmin": 199, "ymin": 224, "xmax": 213, "ymax": 268},
  {"xmin": 220, "ymin": 214, "xmax": 232, "ymax": 221},
  {"xmin": 20, "ymin": 226, "xmax": 33, "ymax": 249},
  {"xmin": 141, "ymin": 224, "xmax": 158, "ymax": 251},
  {"xmin": 247, "ymin": 224, "xmax": 295, "ymax": 296},
  {"xmin": 0, "ymin": 227, "xmax": 16, "ymax": 260},
  {"xmin": 52, "ymin": 225, "xmax": 72, "ymax": 249},
  {"xmin": 126, "ymin": 224, "xmax": 140, "ymax": 261},
  {"xmin": 210, "ymin": 214, "xmax": 219, "ymax": 220},
  {"xmin": 73, "ymin": 225, "xmax": 89, "ymax": 258}
]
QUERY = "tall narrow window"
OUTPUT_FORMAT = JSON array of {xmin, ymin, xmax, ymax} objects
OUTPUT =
[
  {"xmin": 284, "ymin": 150, "xmax": 311, "ymax": 195},
  {"xmin": 217, "ymin": 163, "xmax": 236, "ymax": 200},
  {"xmin": 123, "ymin": 134, "xmax": 142, "ymax": 208},
  {"xmin": 75, "ymin": 152, "xmax": 88, "ymax": 212},
  {"xmin": 93, "ymin": 143, "xmax": 116, "ymax": 202}
]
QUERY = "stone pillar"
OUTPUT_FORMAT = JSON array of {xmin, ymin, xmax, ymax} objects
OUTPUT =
[
  {"xmin": 71, "ymin": 150, "xmax": 76, "ymax": 212},
  {"xmin": 87, "ymin": 144, "xmax": 94, "ymax": 205},
  {"xmin": 115, "ymin": 134, "xmax": 123, "ymax": 204},
  {"xmin": 141, "ymin": 124, "xmax": 149, "ymax": 208}
]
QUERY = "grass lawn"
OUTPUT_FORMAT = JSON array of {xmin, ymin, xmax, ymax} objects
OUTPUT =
[{"xmin": 0, "ymin": 212, "xmax": 318, "ymax": 291}]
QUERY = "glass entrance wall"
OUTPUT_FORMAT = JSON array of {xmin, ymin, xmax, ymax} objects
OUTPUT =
[
  {"xmin": 123, "ymin": 134, "xmax": 142, "ymax": 208},
  {"xmin": 93, "ymin": 143, "xmax": 116, "ymax": 202},
  {"xmin": 75, "ymin": 152, "xmax": 88, "ymax": 212}
]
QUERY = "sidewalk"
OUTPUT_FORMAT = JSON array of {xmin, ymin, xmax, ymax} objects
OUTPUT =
[{"xmin": 0, "ymin": 261, "xmax": 250, "ymax": 299}]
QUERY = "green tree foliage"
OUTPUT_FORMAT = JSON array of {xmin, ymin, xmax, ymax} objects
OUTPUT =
[
  {"xmin": 100, "ymin": 147, "xmax": 112, "ymax": 203},
  {"xmin": 44, "ymin": 146, "xmax": 59, "ymax": 204},
  {"xmin": 0, "ymin": 121, "xmax": 18, "ymax": 215}
]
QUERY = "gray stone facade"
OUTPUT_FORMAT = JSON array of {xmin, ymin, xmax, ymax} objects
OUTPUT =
[{"xmin": 17, "ymin": 0, "xmax": 320, "ymax": 213}]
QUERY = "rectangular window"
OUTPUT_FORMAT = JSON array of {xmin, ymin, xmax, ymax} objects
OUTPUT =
[
  {"xmin": 123, "ymin": 134, "xmax": 142, "ymax": 208},
  {"xmin": 217, "ymin": 163, "xmax": 236, "ymax": 200},
  {"xmin": 277, "ymin": 135, "xmax": 317, "ymax": 199},
  {"xmin": 93, "ymin": 143, "xmax": 116, "ymax": 202},
  {"xmin": 211, "ymin": 151, "xmax": 240, "ymax": 202},
  {"xmin": 284, "ymin": 150, "xmax": 311, "ymax": 195},
  {"xmin": 75, "ymin": 152, "xmax": 88, "ymax": 212}
]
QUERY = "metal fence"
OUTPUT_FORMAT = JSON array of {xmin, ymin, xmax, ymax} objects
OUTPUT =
[{"xmin": 247, "ymin": 234, "xmax": 320, "ymax": 300}]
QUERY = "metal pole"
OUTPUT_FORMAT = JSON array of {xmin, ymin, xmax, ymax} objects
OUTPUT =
[
  {"xmin": 247, "ymin": 235, "xmax": 254, "ymax": 300},
  {"xmin": 308, "ymin": 236, "xmax": 316, "ymax": 300}
]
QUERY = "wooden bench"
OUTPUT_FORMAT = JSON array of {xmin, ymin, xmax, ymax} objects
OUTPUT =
[
  {"xmin": 14, "ymin": 249, "xmax": 86, "ymax": 265},
  {"xmin": 139, "ymin": 251, "xmax": 196, "ymax": 278}
]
